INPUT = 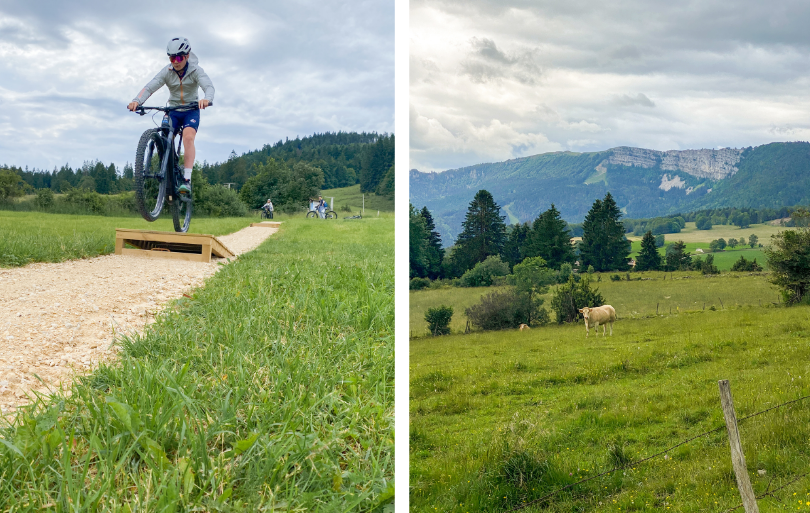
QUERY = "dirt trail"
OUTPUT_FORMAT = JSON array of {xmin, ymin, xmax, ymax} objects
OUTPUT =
[{"xmin": 0, "ymin": 224, "xmax": 278, "ymax": 414}]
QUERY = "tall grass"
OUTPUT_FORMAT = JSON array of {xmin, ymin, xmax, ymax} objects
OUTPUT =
[
  {"xmin": 0, "ymin": 217, "xmax": 394, "ymax": 511},
  {"xmin": 411, "ymin": 300, "xmax": 810, "ymax": 511},
  {"xmin": 0, "ymin": 212, "xmax": 254, "ymax": 267}
]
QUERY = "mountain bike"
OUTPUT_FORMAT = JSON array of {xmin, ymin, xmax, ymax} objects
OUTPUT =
[
  {"xmin": 306, "ymin": 208, "xmax": 336, "ymax": 219},
  {"xmin": 132, "ymin": 103, "xmax": 211, "ymax": 232}
]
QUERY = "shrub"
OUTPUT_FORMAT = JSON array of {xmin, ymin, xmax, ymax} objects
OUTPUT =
[
  {"xmin": 340, "ymin": 204, "xmax": 353, "ymax": 212},
  {"xmin": 699, "ymin": 254, "xmax": 720, "ymax": 275},
  {"xmin": 35, "ymin": 188, "xmax": 54, "ymax": 209},
  {"xmin": 731, "ymin": 255, "xmax": 763, "ymax": 272},
  {"xmin": 766, "ymin": 229, "xmax": 810, "ymax": 304},
  {"xmin": 459, "ymin": 255, "xmax": 510, "ymax": 287},
  {"xmin": 466, "ymin": 290, "xmax": 546, "ymax": 331},
  {"xmin": 558, "ymin": 263, "xmax": 573, "ymax": 283},
  {"xmin": 410, "ymin": 277, "xmax": 431, "ymax": 290},
  {"xmin": 64, "ymin": 188, "xmax": 105, "ymax": 214},
  {"xmin": 196, "ymin": 185, "xmax": 248, "ymax": 217},
  {"xmin": 425, "ymin": 305, "xmax": 453, "ymax": 336},
  {"xmin": 654, "ymin": 234, "xmax": 665, "ymax": 247},
  {"xmin": 550, "ymin": 275, "xmax": 605, "ymax": 324},
  {"xmin": 610, "ymin": 274, "xmax": 621, "ymax": 282}
]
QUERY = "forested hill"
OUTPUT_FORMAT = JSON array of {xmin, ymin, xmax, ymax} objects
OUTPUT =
[
  {"xmin": 5, "ymin": 131, "xmax": 394, "ymax": 198},
  {"xmin": 201, "ymin": 131, "xmax": 394, "ymax": 194},
  {"xmin": 410, "ymin": 141, "xmax": 810, "ymax": 245}
]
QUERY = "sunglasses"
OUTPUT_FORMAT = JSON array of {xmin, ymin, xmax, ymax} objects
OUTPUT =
[{"xmin": 168, "ymin": 53, "xmax": 187, "ymax": 63}]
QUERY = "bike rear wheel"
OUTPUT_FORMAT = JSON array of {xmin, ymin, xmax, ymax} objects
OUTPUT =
[
  {"xmin": 172, "ymin": 194, "xmax": 192, "ymax": 232},
  {"xmin": 326, "ymin": 211, "xmax": 337, "ymax": 219},
  {"xmin": 306, "ymin": 211, "xmax": 317, "ymax": 218},
  {"xmin": 134, "ymin": 128, "xmax": 167, "ymax": 222}
]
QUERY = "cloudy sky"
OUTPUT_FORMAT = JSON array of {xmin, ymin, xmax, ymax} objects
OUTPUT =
[
  {"xmin": 410, "ymin": 0, "xmax": 810, "ymax": 172},
  {"xmin": 0, "ymin": 0, "xmax": 393, "ymax": 172}
]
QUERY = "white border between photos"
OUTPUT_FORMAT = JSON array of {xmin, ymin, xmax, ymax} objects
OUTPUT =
[{"xmin": 394, "ymin": 0, "xmax": 409, "ymax": 510}]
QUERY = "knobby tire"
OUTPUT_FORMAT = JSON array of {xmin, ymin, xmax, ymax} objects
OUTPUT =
[{"xmin": 134, "ymin": 128, "xmax": 167, "ymax": 222}]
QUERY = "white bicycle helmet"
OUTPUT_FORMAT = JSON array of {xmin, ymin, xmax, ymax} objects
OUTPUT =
[{"xmin": 167, "ymin": 37, "xmax": 191, "ymax": 56}]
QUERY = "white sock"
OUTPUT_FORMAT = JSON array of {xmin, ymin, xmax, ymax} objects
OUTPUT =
[{"xmin": 184, "ymin": 168, "xmax": 192, "ymax": 181}]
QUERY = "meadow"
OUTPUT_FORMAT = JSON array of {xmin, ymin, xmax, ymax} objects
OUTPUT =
[
  {"xmin": 319, "ymin": 184, "xmax": 394, "ymax": 214},
  {"xmin": 410, "ymin": 286, "xmax": 810, "ymax": 512},
  {"xmin": 0, "ymin": 216, "xmax": 394, "ymax": 511},
  {"xmin": 0, "ymin": 211, "xmax": 256, "ymax": 268},
  {"xmin": 410, "ymin": 272, "xmax": 780, "ymax": 336}
]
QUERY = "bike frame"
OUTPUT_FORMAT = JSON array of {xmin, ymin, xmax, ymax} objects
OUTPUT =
[{"xmin": 135, "ymin": 103, "xmax": 199, "ymax": 204}]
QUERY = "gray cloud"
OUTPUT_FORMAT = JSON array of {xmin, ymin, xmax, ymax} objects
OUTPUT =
[
  {"xmin": 410, "ymin": 0, "xmax": 810, "ymax": 172},
  {"xmin": 0, "ymin": 0, "xmax": 393, "ymax": 171}
]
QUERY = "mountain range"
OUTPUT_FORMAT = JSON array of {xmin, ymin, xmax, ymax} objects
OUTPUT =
[{"xmin": 410, "ymin": 141, "xmax": 810, "ymax": 246}]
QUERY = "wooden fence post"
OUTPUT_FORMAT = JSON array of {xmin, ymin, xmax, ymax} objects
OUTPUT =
[
  {"xmin": 656, "ymin": 303, "xmax": 659, "ymax": 314},
  {"xmin": 718, "ymin": 380, "xmax": 759, "ymax": 513},
  {"xmin": 719, "ymin": 297, "xmax": 725, "ymax": 309}
]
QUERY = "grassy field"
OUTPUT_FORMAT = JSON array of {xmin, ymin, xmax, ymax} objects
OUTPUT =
[
  {"xmin": 321, "ymin": 184, "xmax": 394, "ymax": 214},
  {"xmin": 0, "ymin": 212, "xmax": 256, "ymax": 268},
  {"xmin": 0, "ymin": 216, "xmax": 394, "ymax": 511},
  {"xmin": 410, "ymin": 272, "xmax": 781, "ymax": 336},
  {"xmin": 411, "ymin": 279, "xmax": 810, "ymax": 511}
]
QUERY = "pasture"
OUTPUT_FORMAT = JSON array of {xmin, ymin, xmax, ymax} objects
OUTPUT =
[
  {"xmin": 0, "ymin": 211, "xmax": 255, "ymax": 268},
  {"xmin": 410, "ymin": 298, "xmax": 810, "ymax": 511},
  {"xmin": 410, "ymin": 272, "xmax": 780, "ymax": 337},
  {"xmin": 0, "ymin": 216, "xmax": 394, "ymax": 511},
  {"xmin": 321, "ymin": 184, "xmax": 394, "ymax": 213}
]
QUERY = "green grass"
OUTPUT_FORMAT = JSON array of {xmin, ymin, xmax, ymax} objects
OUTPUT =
[
  {"xmin": 321, "ymin": 184, "xmax": 394, "ymax": 214},
  {"xmin": 410, "ymin": 272, "xmax": 780, "ymax": 336},
  {"xmin": 0, "ymin": 212, "xmax": 256, "ymax": 268},
  {"xmin": 410, "ymin": 277, "xmax": 810, "ymax": 512},
  {"xmin": 628, "ymin": 241, "xmax": 768, "ymax": 270},
  {"xmin": 0, "ymin": 216, "xmax": 394, "ymax": 511}
]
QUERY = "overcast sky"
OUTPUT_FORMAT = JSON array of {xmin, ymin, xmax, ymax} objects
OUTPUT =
[
  {"xmin": 410, "ymin": 0, "xmax": 810, "ymax": 172},
  {"xmin": 0, "ymin": 0, "xmax": 393, "ymax": 172}
]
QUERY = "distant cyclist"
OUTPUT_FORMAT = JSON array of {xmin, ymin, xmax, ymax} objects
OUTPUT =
[
  {"xmin": 317, "ymin": 196, "xmax": 328, "ymax": 219},
  {"xmin": 262, "ymin": 199, "xmax": 274, "ymax": 219},
  {"xmin": 127, "ymin": 37, "xmax": 215, "ymax": 196}
]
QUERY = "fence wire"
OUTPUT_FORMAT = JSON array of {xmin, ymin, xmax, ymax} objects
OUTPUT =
[{"xmin": 507, "ymin": 393, "xmax": 810, "ymax": 512}]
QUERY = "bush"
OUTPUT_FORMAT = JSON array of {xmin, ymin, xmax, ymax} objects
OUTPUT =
[
  {"xmin": 610, "ymin": 274, "xmax": 622, "ymax": 282},
  {"xmin": 341, "ymin": 204, "xmax": 353, "ymax": 212},
  {"xmin": 731, "ymin": 255, "xmax": 763, "ymax": 272},
  {"xmin": 195, "ymin": 185, "xmax": 248, "ymax": 217},
  {"xmin": 766, "ymin": 229, "xmax": 810, "ymax": 304},
  {"xmin": 550, "ymin": 276, "xmax": 605, "ymax": 324},
  {"xmin": 700, "ymin": 254, "xmax": 720, "ymax": 275},
  {"xmin": 35, "ymin": 188, "xmax": 54, "ymax": 209},
  {"xmin": 465, "ymin": 290, "xmax": 546, "ymax": 331},
  {"xmin": 410, "ymin": 277, "xmax": 431, "ymax": 290},
  {"xmin": 64, "ymin": 188, "xmax": 105, "ymax": 214},
  {"xmin": 425, "ymin": 305, "xmax": 453, "ymax": 336},
  {"xmin": 459, "ymin": 255, "xmax": 510, "ymax": 287}
]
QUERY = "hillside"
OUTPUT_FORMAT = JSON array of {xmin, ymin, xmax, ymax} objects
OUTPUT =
[{"xmin": 410, "ymin": 141, "xmax": 810, "ymax": 244}]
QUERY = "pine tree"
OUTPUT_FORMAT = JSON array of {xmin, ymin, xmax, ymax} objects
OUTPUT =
[
  {"xmin": 420, "ymin": 206, "xmax": 445, "ymax": 279},
  {"xmin": 635, "ymin": 230, "xmax": 662, "ymax": 271},
  {"xmin": 579, "ymin": 193, "xmax": 630, "ymax": 272},
  {"xmin": 522, "ymin": 204, "xmax": 575, "ymax": 269},
  {"xmin": 453, "ymin": 190, "xmax": 507, "ymax": 274},
  {"xmin": 501, "ymin": 222, "xmax": 530, "ymax": 270},
  {"xmin": 410, "ymin": 203, "xmax": 429, "ymax": 278}
]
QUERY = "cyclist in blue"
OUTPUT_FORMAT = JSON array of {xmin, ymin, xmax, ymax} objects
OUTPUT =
[{"xmin": 127, "ymin": 37, "xmax": 215, "ymax": 196}]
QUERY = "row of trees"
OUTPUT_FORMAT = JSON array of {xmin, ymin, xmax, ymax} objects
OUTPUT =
[
  {"xmin": 411, "ymin": 190, "xmax": 633, "ymax": 280},
  {"xmin": 3, "ymin": 161, "xmax": 135, "ymax": 196}
]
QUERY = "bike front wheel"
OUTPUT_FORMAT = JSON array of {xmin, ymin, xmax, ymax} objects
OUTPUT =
[
  {"xmin": 326, "ymin": 211, "xmax": 337, "ymax": 219},
  {"xmin": 134, "ymin": 128, "xmax": 167, "ymax": 222}
]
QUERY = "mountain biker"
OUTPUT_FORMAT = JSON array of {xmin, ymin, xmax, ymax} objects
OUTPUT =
[
  {"xmin": 262, "ymin": 199, "xmax": 274, "ymax": 219},
  {"xmin": 317, "ymin": 196, "xmax": 327, "ymax": 219},
  {"xmin": 127, "ymin": 37, "xmax": 215, "ymax": 196}
]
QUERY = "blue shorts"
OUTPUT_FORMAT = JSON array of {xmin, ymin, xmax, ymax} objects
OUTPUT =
[{"xmin": 169, "ymin": 108, "xmax": 200, "ymax": 133}]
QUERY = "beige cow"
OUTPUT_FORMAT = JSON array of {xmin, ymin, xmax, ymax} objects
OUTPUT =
[
  {"xmin": 578, "ymin": 305, "xmax": 616, "ymax": 337},
  {"xmin": 519, "ymin": 324, "xmax": 530, "ymax": 331}
]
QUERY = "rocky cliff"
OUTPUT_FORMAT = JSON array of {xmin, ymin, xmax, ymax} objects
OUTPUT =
[{"xmin": 606, "ymin": 146, "xmax": 743, "ymax": 180}]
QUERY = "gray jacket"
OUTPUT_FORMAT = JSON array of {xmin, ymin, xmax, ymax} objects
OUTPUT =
[{"xmin": 133, "ymin": 52, "xmax": 215, "ymax": 107}]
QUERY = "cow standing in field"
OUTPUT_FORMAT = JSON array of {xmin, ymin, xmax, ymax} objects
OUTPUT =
[
  {"xmin": 578, "ymin": 306, "xmax": 616, "ymax": 337},
  {"xmin": 519, "ymin": 324, "xmax": 530, "ymax": 331}
]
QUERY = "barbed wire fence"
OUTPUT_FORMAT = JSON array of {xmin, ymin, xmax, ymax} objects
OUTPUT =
[{"xmin": 506, "ymin": 385, "xmax": 810, "ymax": 513}]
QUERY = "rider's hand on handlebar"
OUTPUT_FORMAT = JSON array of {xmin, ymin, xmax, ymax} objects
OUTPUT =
[
  {"xmin": 127, "ymin": 102, "xmax": 139, "ymax": 112},
  {"xmin": 198, "ymin": 99, "xmax": 210, "ymax": 110}
]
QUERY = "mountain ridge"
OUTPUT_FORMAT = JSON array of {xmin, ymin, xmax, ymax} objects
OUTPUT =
[{"xmin": 410, "ymin": 141, "xmax": 810, "ymax": 246}]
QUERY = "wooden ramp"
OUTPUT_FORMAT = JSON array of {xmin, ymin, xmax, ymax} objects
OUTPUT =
[
  {"xmin": 115, "ymin": 229, "xmax": 235, "ymax": 263},
  {"xmin": 250, "ymin": 221, "xmax": 282, "ymax": 228}
]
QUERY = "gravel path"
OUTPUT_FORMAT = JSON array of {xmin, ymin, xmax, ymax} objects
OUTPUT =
[{"xmin": 0, "ymin": 224, "xmax": 279, "ymax": 414}]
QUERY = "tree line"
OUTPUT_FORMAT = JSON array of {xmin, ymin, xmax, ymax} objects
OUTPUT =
[{"xmin": 410, "ymin": 189, "xmax": 633, "ymax": 281}]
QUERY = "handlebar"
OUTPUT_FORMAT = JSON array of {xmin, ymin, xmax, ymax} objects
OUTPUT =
[{"xmin": 132, "ymin": 102, "xmax": 213, "ymax": 116}]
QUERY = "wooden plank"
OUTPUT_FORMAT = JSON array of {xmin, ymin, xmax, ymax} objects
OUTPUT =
[
  {"xmin": 115, "ymin": 235, "xmax": 124, "ymax": 255},
  {"xmin": 250, "ymin": 222, "xmax": 282, "ymax": 228},
  {"xmin": 718, "ymin": 379, "xmax": 759, "ymax": 513},
  {"xmin": 115, "ymin": 229, "xmax": 234, "ymax": 259},
  {"xmin": 120, "ymin": 247, "xmax": 207, "ymax": 263}
]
